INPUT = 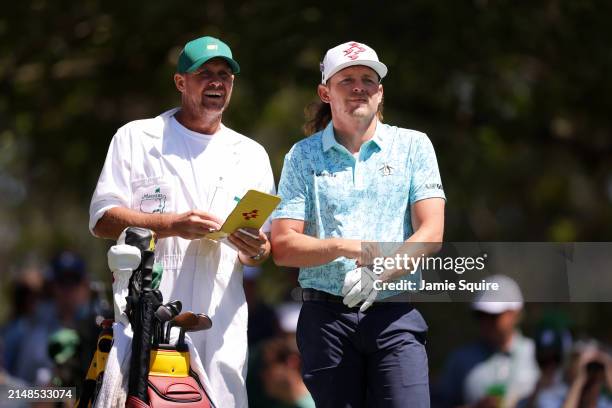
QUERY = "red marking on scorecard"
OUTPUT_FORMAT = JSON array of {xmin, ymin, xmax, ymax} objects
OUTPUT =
[{"xmin": 242, "ymin": 210, "xmax": 259, "ymax": 220}]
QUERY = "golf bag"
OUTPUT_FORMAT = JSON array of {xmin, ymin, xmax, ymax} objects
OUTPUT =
[
  {"xmin": 76, "ymin": 227, "xmax": 213, "ymax": 408},
  {"xmin": 145, "ymin": 346, "xmax": 211, "ymax": 407}
]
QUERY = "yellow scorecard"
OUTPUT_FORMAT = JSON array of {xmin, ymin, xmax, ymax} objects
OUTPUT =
[{"xmin": 205, "ymin": 189, "xmax": 281, "ymax": 241}]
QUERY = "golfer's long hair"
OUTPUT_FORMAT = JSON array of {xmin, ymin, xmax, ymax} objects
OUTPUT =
[{"xmin": 302, "ymin": 100, "xmax": 384, "ymax": 136}]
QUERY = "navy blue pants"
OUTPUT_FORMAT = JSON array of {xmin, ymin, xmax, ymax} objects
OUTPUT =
[{"xmin": 296, "ymin": 299, "xmax": 430, "ymax": 408}]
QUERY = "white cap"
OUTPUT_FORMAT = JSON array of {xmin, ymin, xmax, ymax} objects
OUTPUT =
[
  {"xmin": 471, "ymin": 274, "xmax": 524, "ymax": 314},
  {"xmin": 320, "ymin": 41, "xmax": 388, "ymax": 84}
]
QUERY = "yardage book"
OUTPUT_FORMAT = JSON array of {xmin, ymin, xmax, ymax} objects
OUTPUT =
[{"xmin": 205, "ymin": 189, "xmax": 281, "ymax": 241}]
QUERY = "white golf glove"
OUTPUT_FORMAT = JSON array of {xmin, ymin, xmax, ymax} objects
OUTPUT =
[
  {"xmin": 108, "ymin": 244, "xmax": 141, "ymax": 325},
  {"xmin": 341, "ymin": 266, "xmax": 379, "ymax": 312}
]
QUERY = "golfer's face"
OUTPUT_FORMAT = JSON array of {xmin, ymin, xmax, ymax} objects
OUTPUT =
[
  {"xmin": 324, "ymin": 66, "xmax": 383, "ymax": 120},
  {"xmin": 178, "ymin": 58, "xmax": 234, "ymax": 115}
]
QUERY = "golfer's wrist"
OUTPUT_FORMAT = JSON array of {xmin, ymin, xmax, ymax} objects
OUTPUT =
[{"xmin": 333, "ymin": 238, "xmax": 356, "ymax": 259}]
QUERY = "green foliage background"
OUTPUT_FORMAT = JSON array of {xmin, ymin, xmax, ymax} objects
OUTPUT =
[{"xmin": 1, "ymin": 0, "xmax": 611, "ymax": 369}]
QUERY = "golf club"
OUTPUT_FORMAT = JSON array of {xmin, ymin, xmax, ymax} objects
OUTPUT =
[
  {"xmin": 177, "ymin": 313, "xmax": 213, "ymax": 349},
  {"xmin": 153, "ymin": 300, "xmax": 182, "ymax": 345},
  {"xmin": 165, "ymin": 312, "xmax": 213, "ymax": 344},
  {"xmin": 164, "ymin": 311, "xmax": 197, "ymax": 344}
]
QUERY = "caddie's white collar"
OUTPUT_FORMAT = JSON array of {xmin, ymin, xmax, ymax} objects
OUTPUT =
[{"xmin": 141, "ymin": 108, "xmax": 180, "ymax": 139}]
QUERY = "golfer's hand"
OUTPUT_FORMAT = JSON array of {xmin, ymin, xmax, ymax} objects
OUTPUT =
[
  {"xmin": 339, "ymin": 240, "xmax": 383, "ymax": 267},
  {"xmin": 355, "ymin": 242, "xmax": 384, "ymax": 267},
  {"xmin": 341, "ymin": 266, "xmax": 379, "ymax": 312},
  {"xmin": 168, "ymin": 210, "xmax": 222, "ymax": 240},
  {"xmin": 228, "ymin": 228, "xmax": 270, "ymax": 264}
]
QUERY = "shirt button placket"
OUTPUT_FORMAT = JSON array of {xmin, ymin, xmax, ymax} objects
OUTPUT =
[{"xmin": 354, "ymin": 153, "xmax": 364, "ymax": 190}]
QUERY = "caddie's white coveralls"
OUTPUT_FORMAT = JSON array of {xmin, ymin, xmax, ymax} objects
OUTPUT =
[{"xmin": 89, "ymin": 108, "xmax": 275, "ymax": 408}]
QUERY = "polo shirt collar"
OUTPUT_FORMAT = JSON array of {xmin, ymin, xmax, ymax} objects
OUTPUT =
[
  {"xmin": 321, "ymin": 120, "xmax": 387, "ymax": 153},
  {"xmin": 321, "ymin": 122, "xmax": 338, "ymax": 152},
  {"xmin": 371, "ymin": 121, "xmax": 387, "ymax": 151}
]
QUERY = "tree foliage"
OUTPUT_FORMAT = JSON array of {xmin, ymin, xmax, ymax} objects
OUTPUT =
[{"xmin": 1, "ymin": 0, "xmax": 610, "ymax": 277}]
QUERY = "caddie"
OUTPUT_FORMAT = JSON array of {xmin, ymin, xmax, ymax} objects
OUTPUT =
[{"xmin": 89, "ymin": 35, "xmax": 275, "ymax": 407}]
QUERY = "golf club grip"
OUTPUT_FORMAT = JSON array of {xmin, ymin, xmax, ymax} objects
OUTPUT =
[
  {"xmin": 141, "ymin": 250, "xmax": 154, "ymax": 290},
  {"xmin": 124, "ymin": 227, "xmax": 155, "ymax": 252}
]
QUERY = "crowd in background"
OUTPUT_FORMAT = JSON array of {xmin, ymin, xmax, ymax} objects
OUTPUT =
[
  {"xmin": 1, "ymin": 252, "xmax": 611, "ymax": 408},
  {"xmin": 0, "ymin": 252, "xmax": 110, "ymax": 390}
]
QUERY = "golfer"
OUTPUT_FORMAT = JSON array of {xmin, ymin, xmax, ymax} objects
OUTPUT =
[{"xmin": 271, "ymin": 41, "xmax": 446, "ymax": 407}]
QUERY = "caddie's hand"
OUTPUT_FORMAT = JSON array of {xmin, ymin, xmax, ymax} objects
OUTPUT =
[
  {"xmin": 228, "ymin": 228, "xmax": 270, "ymax": 264},
  {"xmin": 168, "ymin": 210, "xmax": 222, "ymax": 240},
  {"xmin": 341, "ymin": 266, "xmax": 379, "ymax": 312}
]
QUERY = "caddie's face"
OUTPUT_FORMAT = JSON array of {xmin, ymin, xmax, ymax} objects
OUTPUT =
[
  {"xmin": 318, "ymin": 65, "xmax": 383, "ymax": 121},
  {"xmin": 174, "ymin": 58, "xmax": 234, "ymax": 115}
]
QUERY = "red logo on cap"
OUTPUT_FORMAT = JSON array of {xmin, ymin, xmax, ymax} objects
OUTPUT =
[{"xmin": 343, "ymin": 42, "xmax": 366, "ymax": 60}]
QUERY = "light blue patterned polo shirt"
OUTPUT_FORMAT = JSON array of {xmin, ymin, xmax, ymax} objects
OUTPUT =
[{"xmin": 272, "ymin": 121, "xmax": 446, "ymax": 296}]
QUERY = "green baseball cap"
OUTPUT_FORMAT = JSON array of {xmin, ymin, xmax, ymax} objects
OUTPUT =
[{"xmin": 177, "ymin": 36, "xmax": 240, "ymax": 74}]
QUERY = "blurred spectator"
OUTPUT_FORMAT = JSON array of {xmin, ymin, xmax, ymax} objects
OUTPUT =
[
  {"xmin": 47, "ymin": 327, "xmax": 82, "ymax": 387},
  {"xmin": 6, "ymin": 261, "xmax": 44, "ymax": 319},
  {"xmin": 47, "ymin": 251, "xmax": 91, "ymax": 328},
  {"xmin": 259, "ymin": 336, "xmax": 315, "ymax": 408},
  {"xmin": 46, "ymin": 251, "xmax": 112, "ymax": 389},
  {"xmin": 244, "ymin": 265, "xmax": 279, "ymax": 346},
  {"xmin": 0, "ymin": 250, "xmax": 101, "ymax": 387},
  {"xmin": 1, "ymin": 260, "xmax": 59, "ymax": 385},
  {"xmin": 248, "ymin": 301, "xmax": 314, "ymax": 408},
  {"xmin": 433, "ymin": 275, "xmax": 539, "ymax": 408},
  {"xmin": 536, "ymin": 340, "xmax": 612, "ymax": 408},
  {"xmin": 518, "ymin": 315, "xmax": 573, "ymax": 408},
  {"xmin": 0, "ymin": 338, "xmax": 30, "ymax": 408}
]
